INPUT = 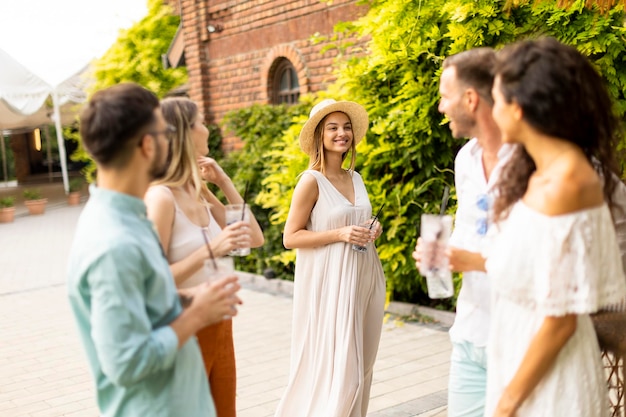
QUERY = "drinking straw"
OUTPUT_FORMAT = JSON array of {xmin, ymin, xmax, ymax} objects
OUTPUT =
[
  {"xmin": 201, "ymin": 228, "xmax": 218, "ymax": 270},
  {"xmin": 368, "ymin": 202, "xmax": 386, "ymax": 229},
  {"xmin": 240, "ymin": 181, "xmax": 249, "ymax": 222},
  {"xmin": 439, "ymin": 185, "xmax": 450, "ymax": 216},
  {"xmin": 435, "ymin": 185, "xmax": 450, "ymax": 241}
]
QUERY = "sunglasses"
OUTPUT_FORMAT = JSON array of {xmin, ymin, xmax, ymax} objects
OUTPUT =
[
  {"xmin": 475, "ymin": 193, "xmax": 490, "ymax": 236},
  {"xmin": 147, "ymin": 124, "xmax": 177, "ymax": 142}
]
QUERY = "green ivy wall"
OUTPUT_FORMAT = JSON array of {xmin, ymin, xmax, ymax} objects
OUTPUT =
[{"xmin": 218, "ymin": 0, "xmax": 626, "ymax": 307}]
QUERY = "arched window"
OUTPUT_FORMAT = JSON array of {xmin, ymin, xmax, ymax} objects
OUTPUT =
[{"xmin": 272, "ymin": 59, "xmax": 300, "ymax": 105}]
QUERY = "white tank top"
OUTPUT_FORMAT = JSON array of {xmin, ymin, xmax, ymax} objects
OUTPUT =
[{"xmin": 157, "ymin": 185, "xmax": 223, "ymax": 288}]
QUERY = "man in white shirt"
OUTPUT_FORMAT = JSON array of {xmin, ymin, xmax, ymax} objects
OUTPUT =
[{"xmin": 414, "ymin": 48, "xmax": 512, "ymax": 417}]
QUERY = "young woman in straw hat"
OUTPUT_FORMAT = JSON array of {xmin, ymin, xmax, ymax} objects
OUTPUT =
[
  {"xmin": 144, "ymin": 97, "xmax": 264, "ymax": 417},
  {"xmin": 274, "ymin": 99, "xmax": 386, "ymax": 417}
]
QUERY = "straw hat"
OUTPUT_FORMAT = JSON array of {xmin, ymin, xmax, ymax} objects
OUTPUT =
[{"xmin": 299, "ymin": 99, "xmax": 369, "ymax": 156}]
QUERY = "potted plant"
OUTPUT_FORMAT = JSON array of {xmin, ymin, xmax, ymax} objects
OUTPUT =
[
  {"xmin": 0, "ymin": 196, "xmax": 16, "ymax": 223},
  {"xmin": 23, "ymin": 188, "xmax": 47, "ymax": 215},
  {"xmin": 68, "ymin": 178, "xmax": 83, "ymax": 206}
]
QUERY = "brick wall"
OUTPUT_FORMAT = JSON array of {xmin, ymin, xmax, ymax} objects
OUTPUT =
[{"xmin": 177, "ymin": 0, "xmax": 368, "ymax": 151}]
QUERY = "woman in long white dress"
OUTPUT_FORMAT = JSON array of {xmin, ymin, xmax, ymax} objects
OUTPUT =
[
  {"xmin": 447, "ymin": 38, "xmax": 626, "ymax": 416},
  {"xmin": 274, "ymin": 99, "xmax": 386, "ymax": 417}
]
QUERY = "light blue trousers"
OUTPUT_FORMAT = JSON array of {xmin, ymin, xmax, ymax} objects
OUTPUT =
[{"xmin": 447, "ymin": 340, "xmax": 487, "ymax": 417}]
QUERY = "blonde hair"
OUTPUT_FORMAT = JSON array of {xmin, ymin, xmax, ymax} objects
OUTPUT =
[
  {"xmin": 153, "ymin": 97, "xmax": 212, "ymax": 204},
  {"xmin": 308, "ymin": 112, "xmax": 356, "ymax": 175}
]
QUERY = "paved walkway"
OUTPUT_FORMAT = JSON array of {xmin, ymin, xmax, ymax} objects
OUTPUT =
[{"xmin": 0, "ymin": 189, "xmax": 451, "ymax": 417}]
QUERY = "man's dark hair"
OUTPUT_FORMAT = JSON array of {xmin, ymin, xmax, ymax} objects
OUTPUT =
[
  {"xmin": 442, "ymin": 48, "xmax": 496, "ymax": 106},
  {"xmin": 80, "ymin": 83, "xmax": 159, "ymax": 168}
]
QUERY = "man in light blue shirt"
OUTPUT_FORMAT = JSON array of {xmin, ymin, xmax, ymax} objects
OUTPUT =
[{"xmin": 67, "ymin": 83, "xmax": 241, "ymax": 417}]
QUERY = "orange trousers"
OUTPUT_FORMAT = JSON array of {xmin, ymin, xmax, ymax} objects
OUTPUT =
[{"xmin": 197, "ymin": 319, "xmax": 236, "ymax": 417}]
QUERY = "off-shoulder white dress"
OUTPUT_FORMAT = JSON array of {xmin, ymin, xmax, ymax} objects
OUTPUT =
[
  {"xmin": 485, "ymin": 202, "xmax": 626, "ymax": 417},
  {"xmin": 274, "ymin": 170, "xmax": 386, "ymax": 417}
]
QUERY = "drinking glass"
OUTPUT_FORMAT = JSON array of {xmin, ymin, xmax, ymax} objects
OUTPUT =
[
  {"xmin": 205, "ymin": 256, "xmax": 238, "ymax": 320},
  {"xmin": 204, "ymin": 256, "xmax": 235, "ymax": 282},
  {"xmin": 419, "ymin": 214, "xmax": 454, "ymax": 298},
  {"xmin": 352, "ymin": 215, "xmax": 377, "ymax": 253},
  {"xmin": 179, "ymin": 256, "xmax": 235, "ymax": 289},
  {"xmin": 225, "ymin": 204, "xmax": 251, "ymax": 256}
]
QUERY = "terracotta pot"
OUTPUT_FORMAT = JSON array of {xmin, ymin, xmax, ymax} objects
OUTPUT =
[
  {"xmin": 67, "ymin": 192, "xmax": 81, "ymax": 206},
  {"xmin": 0, "ymin": 207, "xmax": 15, "ymax": 223},
  {"xmin": 24, "ymin": 198, "xmax": 47, "ymax": 215}
]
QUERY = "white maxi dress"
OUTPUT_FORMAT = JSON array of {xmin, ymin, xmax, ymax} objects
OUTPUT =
[
  {"xmin": 485, "ymin": 202, "xmax": 626, "ymax": 417},
  {"xmin": 274, "ymin": 170, "xmax": 386, "ymax": 417}
]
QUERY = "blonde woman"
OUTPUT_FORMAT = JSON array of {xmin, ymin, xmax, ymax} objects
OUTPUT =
[
  {"xmin": 274, "ymin": 99, "xmax": 385, "ymax": 417},
  {"xmin": 144, "ymin": 97, "xmax": 264, "ymax": 417}
]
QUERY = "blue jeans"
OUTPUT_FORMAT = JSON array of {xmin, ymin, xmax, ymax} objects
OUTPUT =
[{"xmin": 448, "ymin": 340, "xmax": 487, "ymax": 417}]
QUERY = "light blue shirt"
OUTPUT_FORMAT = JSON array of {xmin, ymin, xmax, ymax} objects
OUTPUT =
[{"xmin": 67, "ymin": 185, "xmax": 215, "ymax": 417}]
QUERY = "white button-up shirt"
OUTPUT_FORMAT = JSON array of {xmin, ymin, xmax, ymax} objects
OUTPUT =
[{"xmin": 448, "ymin": 138, "xmax": 514, "ymax": 347}]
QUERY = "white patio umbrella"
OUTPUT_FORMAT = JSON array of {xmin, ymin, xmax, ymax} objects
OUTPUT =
[{"xmin": 0, "ymin": 47, "xmax": 87, "ymax": 193}]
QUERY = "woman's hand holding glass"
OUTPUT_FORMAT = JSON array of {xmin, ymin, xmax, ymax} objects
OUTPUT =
[
  {"xmin": 339, "ymin": 223, "xmax": 377, "ymax": 248},
  {"xmin": 209, "ymin": 222, "xmax": 252, "ymax": 257},
  {"xmin": 371, "ymin": 219, "xmax": 383, "ymax": 240}
]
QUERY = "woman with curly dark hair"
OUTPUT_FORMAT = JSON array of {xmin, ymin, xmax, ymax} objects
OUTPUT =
[{"xmin": 448, "ymin": 37, "xmax": 626, "ymax": 416}]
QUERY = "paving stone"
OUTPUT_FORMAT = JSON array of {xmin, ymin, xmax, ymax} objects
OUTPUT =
[{"xmin": 0, "ymin": 194, "xmax": 452, "ymax": 417}]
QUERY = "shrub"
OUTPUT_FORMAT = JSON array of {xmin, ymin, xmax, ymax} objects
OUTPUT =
[
  {"xmin": 69, "ymin": 177, "xmax": 84, "ymax": 193},
  {"xmin": 222, "ymin": 0, "xmax": 626, "ymax": 308},
  {"xmin": 23, "ymin": 189, "xmax": 43, "ymax": 201},
  {"xmin": 0, "ymin": 196, "xmax": 15, "ymax": 208},
  {"xmin": 69, "ymin": 0, "xmax": 187, "ymax": 183},
  {"xmin": 329, "ymin": 0, "xmax": 626, "ymax": 306},
  {"xmin": 219, "ymin": 102, "xmax": 311, "ymax": 276}
]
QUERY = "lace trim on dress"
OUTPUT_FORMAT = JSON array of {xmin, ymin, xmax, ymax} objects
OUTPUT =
[{"xmin": 495, "ymin": 204, "xmax": 626, "ymax": 316}]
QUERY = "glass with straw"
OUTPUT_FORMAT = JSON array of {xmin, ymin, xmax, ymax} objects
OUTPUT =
[
  {"xmin": 201, "ymin": 228, "xmax": 237, "ymax": 320},
  {"xmin": 419, "ymin": 186, "xmax": 454, "ymax": 298},
  {"xmin": 352, "ymin": 203, "xmax": 385, "ymax": 253},
  {"xmin": 224, "ymin": 182, "xmax": 252, "ymax": 256},
  {"xmin": 178, "ymin": 228, "xmax": 235, "ymax": 289}
]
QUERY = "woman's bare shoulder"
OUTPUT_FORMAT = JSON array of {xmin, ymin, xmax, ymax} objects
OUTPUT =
[
  {"xmin": 530, "ymin": 164, "xmax": 603, "ymax": 215},
  {"xmin": 145, "ymin": 185, "xmax": 175, "ymax": 207},
  {"xmin": 295, "ymin": 171, "xmax": 319, "ymax": 189},
  {"xmin": 290, "ymin": 172, "xmax": 319, "ymax": 208}
]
